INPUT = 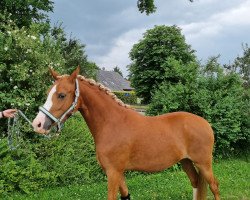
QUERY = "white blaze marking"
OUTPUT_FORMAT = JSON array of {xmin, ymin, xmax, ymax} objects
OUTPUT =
[
  {"xmin": 43, "ymin": 85, "xmax": 57, "ymax": 110},
  {"xmin": 32, "ymin": 85, "xmax": 57, "ymax": 133},
  {"xmin": 193, "ymin": 188, "xmax": 197, "ymax": 200}
]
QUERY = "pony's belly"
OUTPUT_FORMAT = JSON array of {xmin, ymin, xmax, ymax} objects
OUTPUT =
[
  {"xmin": 127, "ymin": 137, "xmax": 185, "ymax": 172},
  {"xmin": 127, "ymin": 160, "xmax": 177, "ymax": 172},
  {"xmin": 127, "ymin": 152, "xmax": 181, "ymax": 172}
]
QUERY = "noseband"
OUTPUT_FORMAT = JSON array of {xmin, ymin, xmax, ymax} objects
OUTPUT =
[{"xmin": 39, "ymin": 79, "xmax": 80, "ymax": 132}]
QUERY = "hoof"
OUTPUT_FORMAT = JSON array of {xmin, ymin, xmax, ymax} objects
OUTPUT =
[{"xmin": 121, "ymin": 193, "xmax": 130, "ymax": 200}]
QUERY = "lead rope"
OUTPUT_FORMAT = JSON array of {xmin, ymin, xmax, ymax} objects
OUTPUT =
[
  {"xmin": 7, "ymin": 112, "xmax": 21, "ymax": 150},
  {"xmin": 6, "ymin": 110, "xmax": 58, "ymax": 150}
]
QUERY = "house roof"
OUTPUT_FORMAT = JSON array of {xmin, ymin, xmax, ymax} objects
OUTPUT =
[{"xmin": 97, "ymin": 70, "xmax": 133, "ymax": 91}]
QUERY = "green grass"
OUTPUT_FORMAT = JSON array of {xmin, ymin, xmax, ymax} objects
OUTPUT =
[{"xmin": 4, "ymin": 158, "xmax": 250, "ymax": 200}]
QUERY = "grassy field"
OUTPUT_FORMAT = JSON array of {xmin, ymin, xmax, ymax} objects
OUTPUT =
[{"xmin": 4, "ymin": 158, "xmax": 250, "ymax": 200}]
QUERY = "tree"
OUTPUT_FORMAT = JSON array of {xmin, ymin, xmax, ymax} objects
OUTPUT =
[
  {"xmin": 129, "ymin": 25, "xmax": 196, "ymax": 103},
  {"xmin": 137, "ymin": 0, "xmax": 194, "ymax": 15},
  {"xmin": 113, "ymin": 66, "xmax": 123, "ymax": 77},
  {"xmin": 226, "ymin": 43, "xmax": 250, "ymax": 88},
  {"xmin": 137, "ymin": 0, "xmax": 156, "ymax": 15},
  {"xmin": 0, "ymin": 0, "xmax": 53, "ymax": 28},
  {"xmin": 50, "ymin": 25, "xmax": 98, "ymax": 78}
]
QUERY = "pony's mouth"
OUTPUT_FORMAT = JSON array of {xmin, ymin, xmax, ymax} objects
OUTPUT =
[
  {"xmin": 33, "ymin": 127, "xmax": 51, "ymax": 135},
  {"xmin": 33, "ymin": 119, "xmax": 53, "ymax": 135},
  {"xmin": 33, "ymin": 121, "xmax": 62, "ymax": 134}
]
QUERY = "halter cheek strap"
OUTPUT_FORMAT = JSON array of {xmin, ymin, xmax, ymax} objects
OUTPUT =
[{"xmin": 39, "ymin": 79, "xmax": 80, "ymax": 132}]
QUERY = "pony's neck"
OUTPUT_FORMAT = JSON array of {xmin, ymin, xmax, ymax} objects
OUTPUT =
[{"xmin": 77, "ymin": 77, "xmax": 130, "ymax": 139}]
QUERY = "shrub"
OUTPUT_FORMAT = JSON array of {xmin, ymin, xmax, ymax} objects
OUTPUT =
[
  {"xmin": 0, "ymin": 14, "xmax": 97, "ymax": 134},
  {"xmin": 147, "ymin": 58, "xmax": 198, "ymax": 115},
  {"xmin": 113, "ymin": 91, "xmax": 137, "ymax": 105},
  {"xmin": 0, "ymin": 138, "xmax": 57, "ymax": 194},
  {"xmin": 0, "ymin": 13, "xmax": 99, "ymax": 195},
  {"xmin": 147, "ymin": 58, "xmax": 250, "ymax": 156},
  {"xmin": 0, "ymin": 113, "xmax": 105, "ymax": 195},
  {"xmin": 191, "ymin": 73, "xmax": 248, "ymax": 156},
  {"xmin": 0, "ymin": 14, "xmax": 65, "ymax": 133},
  {"xmin": 33, "ymin": 113, "xmax": 105, "ymax": 186}
]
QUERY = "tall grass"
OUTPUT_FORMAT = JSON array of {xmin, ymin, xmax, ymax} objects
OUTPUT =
[{"xmin": 6, "ymin": 158, "xmax": 250, "ymax": 200}]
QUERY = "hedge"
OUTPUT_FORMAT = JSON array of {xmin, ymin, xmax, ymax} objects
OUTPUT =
[{"xmin": 113, "ymin": 91, "xmax": 137, "ymax": 105}]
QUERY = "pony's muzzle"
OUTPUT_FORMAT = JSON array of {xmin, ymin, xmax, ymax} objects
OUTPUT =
[
  {"xmin": 43, "ymin": 117, "xmax": 53, "ymax": 130},
  {"xmin": 32, "ymin": 112, "xmax": 52, "ymax": 134}
]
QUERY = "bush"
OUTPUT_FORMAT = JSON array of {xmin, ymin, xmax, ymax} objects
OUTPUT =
[
  {"xmin": 0, "ymin": 14, "xmax": 66, "ymax": 133},
  {"xmin": 191, "ymin": 73, "xmax": 248, "ymax": 156},
  {"xmin": 0, "ymin": 113, "xmax": 105, "ymax": 195},
  {"xmin": 33, "ymin": 113, "xmax": 105, "ymax": 186},
  {"xmin": 0, "ymin": 138, "xmax": 57, "ymax": 194},
  {"xmin": 0, "ymin": 14, "xmax": 97, "ymax": 134},
  {"xmin": 0, "ymin": 13, "xmax": 99, "ymax": 196},
  {"xmin": 147, "ymin": 58, "xmax": 198, "ymax": 115},
  {"xmin": 147, "ymin": 58, "xmax": 250, "ymax": 156},
  {"xmin": 113, "ymin": 91, "xmax": 137, "ymax": 105}
]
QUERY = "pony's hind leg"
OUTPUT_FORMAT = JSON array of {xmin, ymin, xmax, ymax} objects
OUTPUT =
[
  {"xmin": 180, "ymin": 159, "xmax": 199, "ymax": 188},
  {"xmin": 180, "ymin": 159, "xmax": 199, "ymax": 199},
  {"xmin": 119, "ymin": 175, "xmax": 130, "ymax": 200}
]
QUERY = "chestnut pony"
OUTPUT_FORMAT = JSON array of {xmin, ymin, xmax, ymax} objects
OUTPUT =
[{"xmin": 32, "ymin": 68, "xmax": 220, "ymax": 200}]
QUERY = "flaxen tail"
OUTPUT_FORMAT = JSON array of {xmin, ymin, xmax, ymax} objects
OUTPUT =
[{"xmin": 196, "ymin": 171, "xmax": 208, "ymax": 200}]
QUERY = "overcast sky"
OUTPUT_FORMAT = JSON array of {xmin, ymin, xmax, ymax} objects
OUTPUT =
[{"xmin": 49, "ymin": 0, "xmax": 250, "ymax": 77}]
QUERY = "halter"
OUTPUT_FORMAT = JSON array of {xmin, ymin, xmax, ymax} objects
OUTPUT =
[{"xmin": 39, "ymin": 78, "xmax": 80, "ymax": 132}]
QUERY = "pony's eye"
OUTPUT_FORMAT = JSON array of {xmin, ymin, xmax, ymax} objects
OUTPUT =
[{"xmin": 58, "ymin": 93, "xmax": 66, "ymax": 99}]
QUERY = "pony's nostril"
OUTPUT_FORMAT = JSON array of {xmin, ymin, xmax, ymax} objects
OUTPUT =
[{"xmin": 38, "ymin": 122, "xmax": 41, "ymax": 128}]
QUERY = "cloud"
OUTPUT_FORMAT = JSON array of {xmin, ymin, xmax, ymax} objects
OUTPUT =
[
  {"xmin": 215, "ymin": 1, "xmax": 250, "ymax": 26},
  {"xmin": 180, "ymin": 0, "xmax": 250, "ymax": 63},
  {"xmin": 93, "ymin": 28, "xmax": 146, "ymax": 77},
  {"xmin": 50, "ymin": 0, "xmax": 250, "ymax": 76}
]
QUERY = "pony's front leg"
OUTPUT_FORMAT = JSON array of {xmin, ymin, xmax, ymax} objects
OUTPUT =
[{"xmin": 107, "ymin": 169, "xmax": 122, "ymax": 200}]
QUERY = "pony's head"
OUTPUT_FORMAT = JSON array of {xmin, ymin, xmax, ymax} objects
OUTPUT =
[{"xmin": 32, "ymin": 67, "xmax": 80, "ymax": 134}]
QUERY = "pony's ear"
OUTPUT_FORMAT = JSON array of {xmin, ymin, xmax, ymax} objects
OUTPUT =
[
  {"xmin": 70, "ymin": 66, "xmax": 80, "ymax": 82},
  {"xmin": 49, "ymin": 68, "xmax": 60, "ymax": 80}
]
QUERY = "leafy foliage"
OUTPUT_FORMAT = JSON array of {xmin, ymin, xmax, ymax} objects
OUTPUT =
[
  {"xmin": 0, "ymin": 138, "xmax": 57, "ymax": 194},
  {"xmin": 113, "ymin": 91, "xmax": 137, "ymax": 105},
  {"xmin": 147, "ymin": 58, "xmax": 198, "ymax": 115},
  {"xmin": 0, "ymin": 1, "xmax": 100, "ymax": 195},
  {"xmin": 129, "ymin": 25, "xmax": 196, "ymax": 103},
  {"xmin": 0, "ymin": 14, "xmax": 97, "ymax": 132},
  {"xmin": 0, "ymin": 114, "xmax": 104, "ymax": 195},
  {"xmin": 0, "ymin": 14, "xmax": 63, "ymax": 124},
  {"xmin": 50, "ymin": 25, "xmax": 98, "ymax": 78},
  {"xmin": 137, "ymin": 0, "xmax": 156, "ymax": 15},
  {"xmin": 225, "ymin": 43, "xmax": 250, "ymax": 88},
  {"xmin": 113, "ymin": 66, "xmax": 123, "ymax": 77},
  {"xmin": 136, "ymin": 0, "xmax": 194, "ymax": 15},
  {"xmin": 0, "ymin": 0, "xmax": 53, "ymax": 28},
  {"xmin": 147, "ymin": 57, "xmax": 250, "ymax": 156}
]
